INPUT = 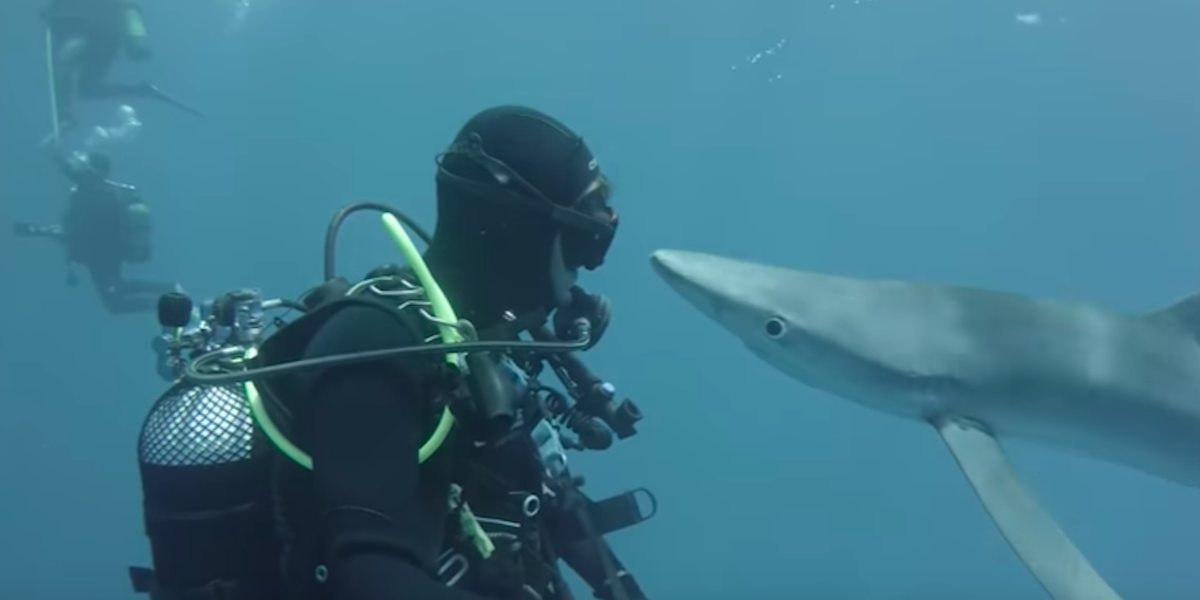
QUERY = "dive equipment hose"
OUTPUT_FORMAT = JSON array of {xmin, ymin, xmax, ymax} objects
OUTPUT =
[
  {"xmin": 186, "ymin": 335, "xmax": 590, "ymax": 386},
  {"xmin": 239, "ymin": 205, "xmax": 461, "ymax": 469},
  {"xmin": 45, "ymin": 28, "xmax": 59, "ymax": 143},
  {"xmin": 324, "ymin": 202, "xmax": 433, "ymax": 282},
  {"xmin": 187, "ymin": 200, "xmax": 589, "ymax": 386}
]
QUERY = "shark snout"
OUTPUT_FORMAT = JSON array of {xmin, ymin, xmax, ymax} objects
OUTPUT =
[
  {"xmin": 649, "ymin": 249, "xmax": 704, "ymax": 295},
  {"xmin": 650, "ymin": 249, "xmax": 730, "ymax": 320},
  {"xmin": 649, "ymin": 249, "xmax": 687, "ymax": 279}
]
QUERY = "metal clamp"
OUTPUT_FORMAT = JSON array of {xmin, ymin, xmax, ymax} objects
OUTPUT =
[{"xmin": 437, "ymin": 551, "xmax": 469, "ymax": 587}]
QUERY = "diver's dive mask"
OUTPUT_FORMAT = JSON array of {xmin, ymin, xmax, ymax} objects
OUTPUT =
[{"xmin": 436, "ymin": 133, "xmax": 619, "ymax": 271}]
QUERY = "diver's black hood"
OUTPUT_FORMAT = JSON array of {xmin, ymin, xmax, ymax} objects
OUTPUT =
[
  {"xmin": 442, "ymin": 106, "xmax": 599, "ymax": 208},
  {"xmin": 426, "ymin": 106, "xmax": 607, "ymax": 330}
]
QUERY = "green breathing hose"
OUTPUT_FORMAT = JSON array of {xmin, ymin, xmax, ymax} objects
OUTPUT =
[
  {"xmin": 243, "ymin": 212, "xmax": 458, "ymax": 468},
  {"xmin": 239, "ymin": 210, "xmax": 494, "ymax": 559}
]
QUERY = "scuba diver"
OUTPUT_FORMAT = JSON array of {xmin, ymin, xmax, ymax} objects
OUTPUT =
[
  {"xmin": 12, "ymin": 149, "xmax": 178, "ymax": 315},
  {"xmin": 131, "ymin": 105, "xmax": 653, "ymax": 600},
  {"xmin": 40, "ymin": 0, "xmax": 203, "ymax": 137}
]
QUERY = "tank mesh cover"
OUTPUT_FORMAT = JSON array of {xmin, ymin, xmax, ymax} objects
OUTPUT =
[{"xmin": 139, "ymin": 383, "xmax": 257, "ymax": 467}]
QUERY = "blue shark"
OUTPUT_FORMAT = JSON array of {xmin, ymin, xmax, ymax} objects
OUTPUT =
[{"xmin": 650, "ymin": 249, "xmax": 1200, "ymax": 600}]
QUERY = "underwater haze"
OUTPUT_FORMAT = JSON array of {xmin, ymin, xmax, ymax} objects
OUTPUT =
[{"xmin": 1, "ymin": 0, "xmax": 1198, "ymax": 598}]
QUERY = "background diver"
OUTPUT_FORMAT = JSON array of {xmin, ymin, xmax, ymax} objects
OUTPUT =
[
  {"xmin": 131, "ymin": 106, "xmax": 652, "ymax": 600},
  {"xmin": 40, "ymin": 0, "xmax": 203, "ymax": 136},
  {"xmin": 12, "ymin": 150, "xmax": 179, "ymax": 315}
]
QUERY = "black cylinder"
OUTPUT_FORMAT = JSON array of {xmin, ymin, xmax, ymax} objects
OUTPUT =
[
  {"xmin": 465, "ymin": 352, "xmax": 517, "ymax": 440},
  {"xmin": 572, "ymin": 416, "xmax": 613, "ymax": 450},
  {"xmin": 157, "ymin": 292, "xmax": 193, "ymax": 328},
  {"xmin": 135, "ymin": 382, "xmax": 284, "ymax": 598},
  {"xmin": 601, "ymin": 396, "xmax": 643, "ymax": 440}
]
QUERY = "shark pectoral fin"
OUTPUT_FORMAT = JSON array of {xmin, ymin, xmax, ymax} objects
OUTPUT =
[{"xmin": 933, "ymin": 417, "xmax": 1124, "ymax": 600}]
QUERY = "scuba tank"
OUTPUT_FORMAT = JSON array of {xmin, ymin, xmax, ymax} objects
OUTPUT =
[
  {"xmin": 123, "ymin": 200, "xmax": 153, "ymax": 264},
  {"xmin": 132, "ymin": 289, "xmax": 303, "ymax": 600}
]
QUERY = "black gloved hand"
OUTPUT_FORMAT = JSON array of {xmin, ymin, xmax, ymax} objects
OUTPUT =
[{"xmin": 594, "ymin": 572, "xmax": 648, "ymax": 600}]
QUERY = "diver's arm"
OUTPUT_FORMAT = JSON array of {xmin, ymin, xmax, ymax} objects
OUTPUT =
[
  {"xmin": 51, "ymin": 152, "xmax": 88, "ymax": 185},
  {"xmin": 302, "ymin": 306, "xmax": 494, "ymax": 600}
]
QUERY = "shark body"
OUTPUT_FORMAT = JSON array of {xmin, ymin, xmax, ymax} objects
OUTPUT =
[{"xmin": 650, "ymin": 249, "xmax": 1200, "ymax": 600}]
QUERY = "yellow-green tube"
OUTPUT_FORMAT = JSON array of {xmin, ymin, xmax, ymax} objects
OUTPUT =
[{"xmin": 243, "ymin": 211, "xmax": 457, "ymax": 468}]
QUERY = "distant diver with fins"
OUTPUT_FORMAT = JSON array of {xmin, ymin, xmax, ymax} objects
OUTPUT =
[{"xmin": 41, "ymin": 0, "xmax": 204, "ymax": 141}]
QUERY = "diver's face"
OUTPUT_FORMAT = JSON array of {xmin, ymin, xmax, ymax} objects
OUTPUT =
[
  {"xmin": 548, "ymin": 233, "xmax": 578, "ymax": 307},
  {"xmin": 560, "ymin": 177, "xmax": 618, "ymax": 272}
]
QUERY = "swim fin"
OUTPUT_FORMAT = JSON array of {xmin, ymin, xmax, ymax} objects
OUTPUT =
[
  {"xmin": 139, "ymin": 83, "xmax": 205, "ymax": 119},
  {"xmin": 13, "ymin": 222, "xmax": 64, "ymax": 239}
]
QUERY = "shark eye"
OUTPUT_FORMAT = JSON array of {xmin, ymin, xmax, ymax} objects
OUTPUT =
[{"xmin": 764, "ymin": 317, "xmax": 787, "ymax": 339}]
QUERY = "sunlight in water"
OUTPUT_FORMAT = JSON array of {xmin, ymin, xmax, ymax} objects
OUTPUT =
[{"xmin": 222, "ymin": 0, "xmax": 254, "ymax": 34}]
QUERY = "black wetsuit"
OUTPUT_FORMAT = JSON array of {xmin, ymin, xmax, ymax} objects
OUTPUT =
[
  {"xmin": 273, "ymin": 300, "xmax": 647, "ymax": 600},
  {"xmin": 52, "ymin": 156, "xmax": 173, "ymax": 314},
  {"xmin": 274, "ymin": 301, "xmax": 473, "ymax": 600}
]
